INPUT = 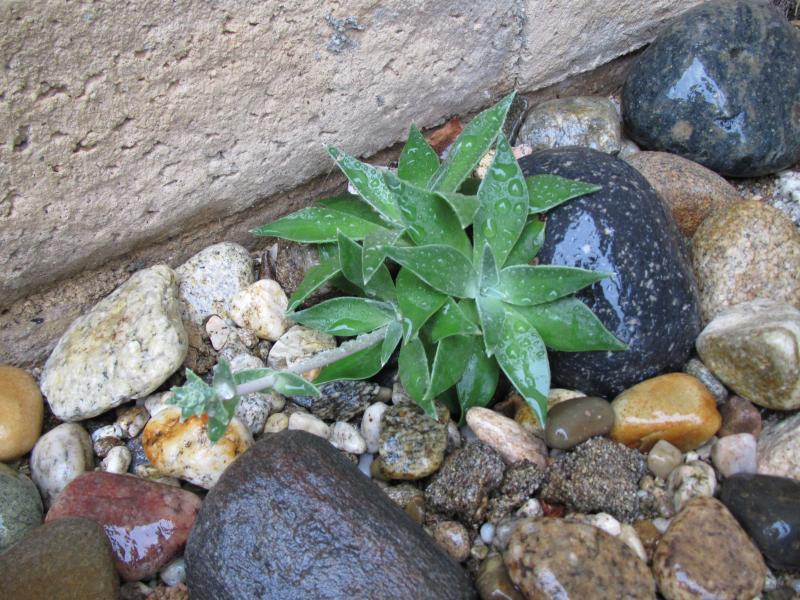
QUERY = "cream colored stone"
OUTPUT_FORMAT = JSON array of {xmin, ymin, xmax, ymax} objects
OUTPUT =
[
  {"xmin": 647, "ymin": 439, "xmax": 683, "ymax": 480},
  {"xmin": 229, "ymin": 280, "xmax": 288, "ymax": 341},
  {"xmin": 619, "ymin": 524, "xmax": 647, "ymax": 563},
  {"xmin": 329, "ymin": 421, "xmax": 367, "ymax": 454},
  {"xmin": 668, "ymin": 461, "xmax": 717, "ymax": 512},
  {"xmin": 711, "ymin": 433, "xmax": 757, "ymax": 478},
  {"xmin": 288, "ymin": 412, "xmax": 330, "ymax": 439},
  {"xmin": 361, "ymin": 401, "xmax": 389, "ymax": 453},
  {"xmin": 100, "ymin": 445, "xmax": 132, "ymax": 474},
  {"xmin": 206, "ymin": 315, "xmax": 231, "ymax": 351},
  {"xmin": 0, "ymin": 365, "xmax": 43, "ymax": 461},
  {"xmin": 267, "ymin": 325, "xmax": 336, "ymax": 381},
  {"xmin": 30, "ymin": 423, "xmax": 93, "ymax": 507},
  {"xmin": 263, "ymin": 412, "xmax": 289, "ymax": 434},
  {"xmin": 466, "ymin": 407, "xmax": 547, "ymax": 467},
  {"xmin": 115, "ymin": 405, "xmax": 149, "ymax": 439}
]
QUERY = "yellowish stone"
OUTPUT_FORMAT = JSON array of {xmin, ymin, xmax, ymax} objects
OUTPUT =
[{"xmin": 0, "ymin": 366, "xmax": 43, "ymax": 461}]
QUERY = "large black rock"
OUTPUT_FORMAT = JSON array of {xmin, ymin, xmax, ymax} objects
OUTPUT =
[
  {"xmin": 622, "ymin": 0, "xmax": 800, "ymax": 177},
  {"xmin": 519, "ymin": 147, "xmax": 701, "ymax": 397},
  {"xmin": 720, "ymin": 473, "xmax": 800, "ymax": 570},
  {"xmin": 185, "ymin": 430, "xmax": 475, "ymax": 600}
]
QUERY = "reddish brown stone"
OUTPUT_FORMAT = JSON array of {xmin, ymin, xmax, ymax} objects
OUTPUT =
[
  {"xmin": 45, "ymin": 471, "xmax": 201, "ymax": 581},
  {"xmin": 540, "ymin": 500, "xmax": 565, "ymax": 517},
  {"xmin": 719, "ymin": 395, "xmax": 762, "ymax": 438},
  {"xmin": 426, "ymin": 117, "xmax": 463, "ymax": 154}
]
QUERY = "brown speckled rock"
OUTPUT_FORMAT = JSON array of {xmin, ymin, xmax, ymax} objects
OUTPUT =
[
  {"xmin": 625, "ymin": 151, "xmax": 741, "ymax": 237},
  {"xmin": 757, "ymin": 412, "xmax": 800, "ymax": 480},
  {"xmin": 376, "ymin": 403, "xmax": 448, "ymax": 480},
  {"xmin": 718, "ymin": 395, "xmax": 762, "ymax": 438},
  {"xmin": 653, "ymin": 496, "xmax": 766, "ymax": 600},
  {"xmin": 692, "ymin": 200, "xmax": 800, "ymax": 323},
  {"xmin": 504, "ymin": 518, "xmax": 655, "ymax": 599}
]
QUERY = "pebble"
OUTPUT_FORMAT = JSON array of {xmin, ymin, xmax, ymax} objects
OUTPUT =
[
  {"xmin": 625, "ymin": 152, "xmax": 742, "ymax": 237},
  {"xmin": 287, "ymin": 412, "xmax": 330, "ymax": 439},
  {"xmin": 175, "ymin": 242, "xmax": 254, "ymax": 325},
  {"xmin": 667, "ymin": 460, "xmax": 717, "ymax": 512},
  {"xmin": 720, "ymin": 473, "xmax": 800, "ymax": 570},
  {"xmin": 100, "ymin": 444, "xmax": 133, "ymax": 474},
  {"xmin": 653, "ymin": 496, "xmax": 766, "ymax": 600},
  {"xmin": 514, "ymin": 388, "xmax": 585, "ymax": 437},
  {"xmin": 618, "ymin": 523, "xmax": 648, "ymax": 563},
  {"xmin": 0, "ymin": 463, "xmax": 42, "ymax": 553},
  {"xmin": 504, "ymin": 518, "xmax": 655, "ymax": 599},
  {"xmin": 160, "ymin": 557, "xmax": 187, "ymax": 587},
  {"xmin": 0, "ymin": 516, "xmax": 119, "ymax": 600},
  {"xmin": 376, "ymin": 403, "xmax": 448, "ymax": 480},
  {"xmin": 142, "ymin": 406, "xmax": 253, "ymax": 488},
  {"xmin": 520, "ymin": 148, "xmax": 701, "ymax": 397},
  {"xmin": 544, "ymin": 396, "xmax": 615, "ymax": 450},
  {"xmin": 487, "ymin": 462, "xmax": 546, "ymax": 523},
  {"xmin": 623, "ymin": 0, "xmax": 800, "ymax": 176},
  {"xmin": 361, "ymin": 402, "xmax": 389, "ymax": 453},
  {"xmin": 696, "ymin": 299, "xmax": 800, "ymax": 410},
  {"xmin": 267, "ymin": 324, "xmax": 336, "ymax": 380},
  {"xmin": 610, "ymin": 373, "xmax": 721, "ymax": 452},
  {"xmin": 757, "ymin": 412, "xmax": 800, "ymax": 480},
  {"xmin": 46, "ymin": 471, "xmax": 201, "ymax": 581},
  {"xmin": 115, "ymin": 405, "xmax": 150, "ymax": 439},
  {"xmin": 476, "ymin": 553, "xmax": 525, "ymax": 600},
  {"xmin": 638, "ymin": 474, "xmax": 675, "ymax": 520},
  {"xmin": 682, "ymin": 358, "xmax": 728, "ymax": 405},
  {"xmin": 480, "ymin": 522, "xmax": 495, "ymax": 545},
  {"xmin": 466, "ymin": 407, "xmax": 547, "ymax": 467},
  {"xmin": 293, "ymin": 380, "xmax": 381, "ymax": 421},
  {"xmin": 718, "ymin": 395, "xmax": 762, "ymax": 438},
  {"xmin": 233, "ymin": 392, "xmax": 271, "ymax": 435},
  {"xmin": 261, "ymin": 239, "xmax": 333, "ymax": 303},
  {"xmin": 692, "ymin": 202, "xmax": 800, "ymax": 323},
  {"xmin": 41, "ymin": 265, "xmax": 188, "ymax": 421},
  {"xmin": 711, "ymin": 433, "xmax": 757, "ymax": 477},
  {"xmin": 185, "ymin": 430, "xmax": 475, "ymax": 599},
  {"xmin": 632, "ymin": 519, "xmax": 662, "ymax": 564},
  {"xmin": 0, "ymin": 365, "xmax": 43, "ymax": 460},
  {"xmin": 205, "ymin": 314, "xmax": 230, "ymax": 350},
  {"xmin": 431, "ymin": 520, "xmax": 471, "ymax": 563},
  {"xmin": 647, "ymin": 439, "xmax": 683, "ymax": 480},
  {"xmin": 263, "ymin": 411, "xmax": 289, "ymax": 433},
  {"xmin": 517, "ymin": 96, "xmax": 622, "ymax": 154},
  {"xmin": 30, "ymin": 422, "xmax": 93, "ymax": 506},
  {"xmin": 424, "ymin": 441, "xmax": 505, "ymax": 526},
  {"xmin": 229, "ymin": 279, "xmax": 289, "ymax": 341},
  {"xmin": 329, "ymin": 421, "xmax": 367, "ymax": 454},
  {"xmin": 541, "ymin": 436, "xmax": 646, "ymax": 522}
]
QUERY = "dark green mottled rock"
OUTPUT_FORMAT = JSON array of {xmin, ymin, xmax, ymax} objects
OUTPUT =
[
  {"xmin": 720, "ymin": 473, "xmax": 800, "ymax": 570},
  {"xmin": 544, "ymin": 396, "xmax": 615, "ymax": 450},
  {"xmin": 0, "ymin": 463, "xmax": 42, "ymax": 553},
  {"xmin": 622, "ymin": 0, "xmax": 800, "ymax": 177},
  {"xmin": 185, "ymin": 430, "xmax": 475, "ymax": 600},
  {"xmin": 519, "ymin": 148, "xmax": 701, "ymax": 397},
  {"xmin": 0, "ymin": 517, "xmax": 118, "ymax": 600},
  {"xmin": 291, "ymin": 380, "xmax": 380, "ymax": 421},
  {"xmin": 376, "ymin": 403, "xmax": 448, "ymax": 480}
]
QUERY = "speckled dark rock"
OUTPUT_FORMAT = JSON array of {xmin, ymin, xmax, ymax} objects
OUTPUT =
[
  {"xmin": 376, "ymin": 403, "xmax": 449, "ymax": 480},
  {"xmin": 186, "ymin": 430, "xmax": 475, "ymax": 600},
  {"xmin": 486, "ymin": 461, "xmax": 546, "ymax": 523},
  {"xmin": 291, "ymin": 380, "xmax": 380, "ymax": 421},
  {"xmin": 425, "ymin": 442, "xmax": 505, "ymax": 526},
  {"xmin": 519, "ymin": 148, "xmax": 701, "ymax": 397},
  {"xmin": 720, "ymin": 473, "xmax": 800, "ymax": 570},
  {"xmin": 622, "ymin": 0, "xmax": 800, "ymax": 177},
  {"xmin": 0, "ymin": 463, "xmax": 42, "ymax": 553}
]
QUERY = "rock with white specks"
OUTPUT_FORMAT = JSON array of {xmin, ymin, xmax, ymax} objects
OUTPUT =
[
  {"xmin": 229, "ymin": 279, "xmax": 289, "ymax": 341},
  {"xmin": 30, "ymin": 422, "xmax": 93, "ymax": 507}
]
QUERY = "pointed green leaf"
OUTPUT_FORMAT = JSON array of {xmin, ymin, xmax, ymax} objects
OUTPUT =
[
  {"xmin": 396, "ymin": 268, "xmax": 448, "ymax": 340},
  {"xmin": 399, "ymin": 337, "xmax": 433, "ymax": 417},
  {"xmin": 479, "ymin": 243, "xmax": 500, "ymax": 297},
  {"xmin": 316, "ymin": 193, "xmax": 389, "ymax": 226},
  {"xmin": 385, "ymin": 245, "xmax": 478, "ymax": 298},
  {"xmin": 515, "ymin": 297, "xmax": 628, "ymax": 352},
  {"xmin": 337, "ymin": 232, "xmax": 396, "ymax": 302},
  {"xmin": 436, "ymin": 191, "xmax": 481, "ymax": 228},
  {"xmin": 211, "ymin": 358, "xmax": 237, "ymax": 401},
  {"xmin": 505, "ymin": 217, "xmax": 546, "ymax": 266},
  {"xmin": 168, "ymin": 369, "xmax": 216, "ymax": 421},
  {"xmin": 456, "ymin": 336, "xmax": 500, "ymax": 425},
  {"xmin": 329, "ymin": 273, "xmax": 364, "ymax": 297},
  {"xmin": 428, "ymin": 93, "xmax": 515, "ymax": 193},
  {"xmin": 473, "ymin": 132, "xmax": 529, "ymax": 268},
  {"xmin": 383, "ymin": 171, "xmax": 471, "ymax": 257},
  {"xmin": 251, "ymin": 207, "xmax": 385, "ymax": 242},
  {"xmin": 362, "ymin": 228, "xmax": 404, "ymax": 283},
  {"xmin": 476, "ymin": 296, "xmax": 506, "ymax": 357},
  {"xmin": 498, "ymin": 265, "xmax": 613, "ymax": 306},
  {"xmin": 286, "ymin": 257, "xmax": 341, "ymax": 312},
  {"xmin": 398, "ymin": 123, "xmax": 440, "ymax": 186},
  {"xmin": 428, "ymin": 299, "xmax": 481, "ymax": 342},
  {"xmin": 289, "ymin": 297, "xmax": 395, "ymax": 336},
  {"xmin": 327, "ymin": 146, "xmax": 403, "ymax": 224},
  {"xmin": 381, "ymin": 320, "xmax": 404, "ymax": 365},
  {"xmin": 206, "ymin": 396, "xmax": 239, "ymax": 443},
  {"xmin": 428, "ymin": 335, "xmax": 472, "ymax": 399},
  {"xmin": 527, "ymin": 174, "xmax": 601, "ymax": 214},
  {"xmin": 494, "ymin": 306, "xmax": 550, "ymax": 424},
  {"xmin": 315, "ymin": 340, "xmax": 384, "ymax": 384},
  {"xmin": 271, "ymin": 372, "xmax": 321, "ymax": 397}
]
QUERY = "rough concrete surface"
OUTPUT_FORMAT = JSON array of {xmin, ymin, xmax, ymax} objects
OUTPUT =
[{"xmin": 1, "ymin": 0, "xmax": 702, "ymax": 366}]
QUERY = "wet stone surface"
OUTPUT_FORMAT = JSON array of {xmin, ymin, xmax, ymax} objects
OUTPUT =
[
  {"xmin": 376, "ymin": 403, "xmax": 449, "ymax": 480},
  {"xmin": 292, "ymin": 380, "xmax": 381, "ymax": 421},
  {"xmin": 544, "ymin": 395, "xmax": 614, "ymax": 450}
]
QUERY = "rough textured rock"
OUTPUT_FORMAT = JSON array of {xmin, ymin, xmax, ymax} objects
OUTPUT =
[
  {"xmin": 696, "ymin": 299, "xmax": 800, "ymax": 410},
  {"xmin": 185, "ymin": 430, "xmax": 475, "ymax": 599},
  {"xmin": 0, "ymin": 463, "xmax": 42, "ymax": 553},
  {"xmin": 30, "ymin": 422, "xmax": 93, "ymax": 507},
  {"xmin": 376, "ymin": 403, "xmax": 449, "ymax": 480},
  {"xmin": 0, "ymin": 517, "xmax": 119, "ymax": 600},
  {"xmin": 757, "ymin": 412, "xmax": 800, "ymax": 480},
  {"xmin": 486, "ymin": 461, "xmax": 546, "ymax": 523},
  {"xmin": 622, "ymin": 0, "xmax": 800, "ymax": 177},
  {"xmin": 40, "ymin": 265, "xmax": 188, "ymax": 421},
  {"xmin": 292, "ymin": 380, "xmax": 380, "ymax": 421},
  {"xmin": 0, "ymin": 365, "xmax": 43, "ymax": 460},
  {"xmin": 624, "ymin": 151, "xmax": 742, "ymax": 237},
  {"xmin": 504, "ymin": 518, "xmax": 655, "ymax": 599},
  {"xmin": 267, "ymin": 324, "xmax": 336, "ymax": 380},
  {"xmin": 692, "ymin": 202, "xmax": 800, "ymax": 323},
  {"xmin": 653, "ymin": 497, "xmax": 766, "ymax": 600},
  {"xmin": 519, "ymin": 148, "xmax": 701, "ymax": 397}
]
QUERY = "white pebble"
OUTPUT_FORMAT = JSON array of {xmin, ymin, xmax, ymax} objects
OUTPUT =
[
  {"xmin": 466, "ymin": 407, "xmax": 548, "ymax": 466},
  {"xmin": 668, "ymin": 460, "xmax": 717, "ymax": 512},
  {"xmin": 229, "ymin": 279, "xmax": 289, "ymax": 341},
  {"xmin": 358, "ymin": 453, "xmax": 374, "ymax": 477},
  {"xmin": 647, "ymin": 439, "xmax": 683, "ymax": 480},
  {"xmin": 160, "ymin": 557, "xmax": 186, "ymax": 586},
  {"xmin": 480, "ymin": 522, "xmax": 495, "ymax": 545},
  {"xmin": 711, "ymin": 433, "xmax": 757, "ymax": 478},
  {"xmin": 267, "ymin": 325, "xmax": 336, "ymax": 380},
  {"xmin": 206, "ymin": 315, "xmax": 231, "ymax": 350},
  {"xmin": 585, "ymin": 512, "xmax": 621, "ymax": 537},
  {"xmin": 361, "ymin": 402, "xmax": 388, "ymax": 453},
  {"xmin": 115, "ymin": 406, "xmax": 149, "ymax": 439},
  {"xmin": 329, "ymin": 422, "xmax": 367, "ymax": 454},
  {"xmin": 91, "ymin": 423, "xmax": 123, "ymax": 443},
  {"xmin": 144, "ymin": 391, "xmax": 173, "ymax": 416},
  {"xmin": 101, "ymin": 445, "xmax": 132, "ymax": 474},
  {"xmin": 228, "ymin": 352, "xmax": 265, "ymax": 372},
  {"xmin": 619, "ymin": 523, "xmax": 647, "ymax": 562},
  {"xmin": 30, "ymin": 423, "xmax": 93, "ymax": 507},
  {"xmin": 652, "ymin": 517, "xmax": 672, "ymax": 533},
  {"xmin": 288, "ymin": 412, "xmax": 330, "ymax": 439},
  {"xmin": 263, "ymin": 412, "xmax": 289, "ymax": 433},
  {"xmin": 515, "ymin": 498, "xmax": 543, "ymax": 519}
]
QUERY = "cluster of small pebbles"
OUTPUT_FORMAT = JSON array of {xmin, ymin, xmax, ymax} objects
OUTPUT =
[{"xmin": 2, "ymin": 2, "xmax": 800, "ymax": 598}]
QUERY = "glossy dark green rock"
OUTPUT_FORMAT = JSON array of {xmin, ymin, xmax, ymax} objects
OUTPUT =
[
  {"xmin": 545, "ymin": 396, "xmax": 615, "ymax": 449},
  {"xmin": 720, "ymin": 473, "xmax": 800, "ymax": 570},
  {"xmin": 622, "ymin": 0, "xmax": 800, "ymax": 177}
]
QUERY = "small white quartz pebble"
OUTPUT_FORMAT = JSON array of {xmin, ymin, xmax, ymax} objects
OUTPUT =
[
  {"xmin": 100, "ymin": 445, "xmax": 132, "ymax": 474},
  {"xmin": 515, "ymin": 498, "xmax": 543, "ymax": 519},
  {"xmin": 329, "ymin": 422, "xmax": 367, "ymax": 454},
  {"xmin": 480, "ymin": 522, "xmax": 495, "ymax": 545},
  {"xmin": 229, "ymin": 279, "xmax": 289, "ymax": 341},
  {"xmin": 668, "ymin": 460, "xmax": 717, "ymax": 512},
  {"xmin": 144, "ymin": 391, "xmax": 173, "ymax": 416},
  {"xmin": 30, "ymin": 423, "xmax": 94, "ymax": 506},
  {"xmin": 585, "ymin": 512, "xmax": 622, "ymax": 537},
  {"xmin": 160, "ymin": 557, "xmax": 186, "ymax": 586},
  {"xmin": 361, "ymin": 402, "xmax": 388, "ymax": 453},
  {"xmin": 263, "ymin": 412, "xmax": 289, "ymax": 434},
  {"xmin": 206, "ymin": 315, "xmax": 231, "ymax": 350},
  {"xmin": 91, "ymin": 423, "xmax": 123, "ymax": 443},
  {"xmin": 619, "ymin": 523, "xmax": 647, "ymax": 562},
  {"xmin": 288, "ymin": 412, "xmax": 330, "ymax": 439},
  {"xmin": 711, "ymin": 433, "xmax": 757, "ymax": 477}
]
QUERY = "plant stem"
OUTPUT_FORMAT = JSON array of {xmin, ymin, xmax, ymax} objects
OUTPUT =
[{"xmin": 234, "ymin": 326, "xmax": 389, "ymax": 395}]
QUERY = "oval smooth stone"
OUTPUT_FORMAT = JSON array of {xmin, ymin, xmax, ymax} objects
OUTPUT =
[
  {"xmin": 519, "ymin": 148, "xmax": 701, "ymax": 397},
  {"xmin": 720, "ymin": 473, "xmax": 800, "ymax": 570},
  {"xmin": 45, "ymin": 471, "xmax": 202, "ymax": 581},
  {"xmin": 544, "ymin": 396, "xmax": 615, "ymax": 450}
]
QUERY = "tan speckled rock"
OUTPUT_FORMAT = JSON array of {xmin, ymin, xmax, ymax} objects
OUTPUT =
[
  {"xmin": 757, "ymin": 412, "xmax": 800, "ymax": 481},
  {"xmin": 625, "ymin": 151, "xmax": 741, "ymax": 237},
  {"xmin": 229, "ymin": 279, "xmax": 289, "ymax": 341},
  {"xmin": 41, "ymin": 265, "xmax": 188, "ymax": 421},
  {"xmin": 267, "ymin": 325, "xmax": 336, "ymax": 381},
  {"xmin": 696, "ymin": 299, "xmax": 800, "ymax": 410},
  {"xmin": 142, "ymin": 406, "xmax": 252, "ymax": 489},
  {"xmin": 692, "ymin": 200, "xmax": 800, "ymax": 323},
  {"xmin": 504, "ymin": 518, "xmax": 655, "ymax": 599},
  {"xmin": 653, "ymin": 497, "xmax": 766, "ymax": 600},
  {"xmin": 0, "ymin": 365, "xmax": 43, "ymax": 460}
]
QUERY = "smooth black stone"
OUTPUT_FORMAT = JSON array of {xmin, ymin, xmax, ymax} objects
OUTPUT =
[
  {"xmin": 185, "ymin": 430, "xmax": 475, "ymax": 600},
  {"xmin": 622, "ymin": 0, "xmax": 800, "ymax": 177},
  {"xmin": 720, "ymin": 473, "xmax": 800, "ymax": 570},
  {"xmin": 519, "ymin": 148, "xmax": 701, "ymax": 397}
]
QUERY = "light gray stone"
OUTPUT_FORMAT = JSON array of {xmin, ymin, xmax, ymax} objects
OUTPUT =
[
  {"xmin": 758, "ymin": 413, "xmax": 800, "ymax": 481},
  {"xmin": 30, "ymin": 422, "xmax": 93, "ymax": 507},
  {"xmin": 229, "ymin": 279, "xmax": 289, "ymax": 341}
]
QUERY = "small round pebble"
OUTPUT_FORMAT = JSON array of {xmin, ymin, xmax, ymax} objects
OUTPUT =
[
  {"xmin": 287, "ymin": 412, "xmax": 330, "ymax": 439},
  {"xmin": 0, "ymin": 365, "xmax": 44, "ymax": 461},
  {"xmin": 431, "ymin": 521, "xmax": 471, "ymax": 563},
  {"xmin": 711, "ymin": 433, "xmax": 757, "ymax": 477},
  {"xmin": 668, "ymin": 460, "xmax": 716, "ymax": 512},
  {"xmin": 544, "ymin": 396, "xmax": 615, "ymax": 450},
  {"xmin": 361, "ymin": 402, "xmax": 389, "ymax": 453},
  {"xmin": 229, "ymin": 279, "xmax": 289, "ymax": 341},
  {"xmin": 160, "ymin": 556, "xmax": 187, "ymax": 587},
  {"xmin": 30, "ymin": 422, "xmax": 93, "ymax": 506},
  {"xmin": 100, "ymin": 445, "xmax": 132, "ymax": 474},
  {"xmin": 647, "ymin": 439, "xmax": 683, "ymax": 480},
  {"xmin": 263, "ymin": 412, "xmax": 289, "ymax": 434},
  {"xmin": 718, "ymin": 395, "xmax": 762, "ymax": 438},
  {"xmin": 329, "ymin": 421, "xmax": 367, "ymax": 454}
]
